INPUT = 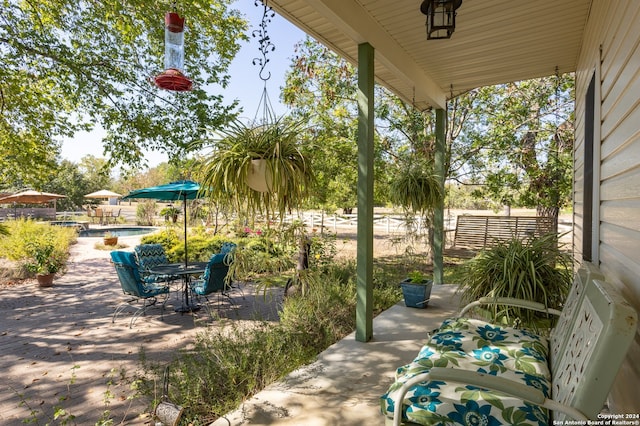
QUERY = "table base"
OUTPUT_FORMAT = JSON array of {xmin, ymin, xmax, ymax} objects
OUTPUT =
[{"xmin": 175, "ymin": 304, "xmax": 201, "ymax": 313}]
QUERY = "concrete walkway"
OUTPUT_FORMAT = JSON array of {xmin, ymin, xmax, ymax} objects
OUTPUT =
[{"xmin": 0, "ymin": 234, "xmax": 281, "ymax": 425}]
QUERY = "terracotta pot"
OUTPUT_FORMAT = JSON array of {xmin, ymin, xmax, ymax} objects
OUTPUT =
[
  {"xmin": 36, "ymin": 273, "xmax": 55, "ymax": 287},
  {"xmin": 104, "ymin": 236, "xmax": 118, "ymax": 246},
  {"xmin": 246, "ymin": 159, "xmax": 273, "ymax": 192}
]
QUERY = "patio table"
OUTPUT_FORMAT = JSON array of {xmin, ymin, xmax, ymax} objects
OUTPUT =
[{"xmin": 150, "ymin": 262, "xmax": 208, "ymax": 313}]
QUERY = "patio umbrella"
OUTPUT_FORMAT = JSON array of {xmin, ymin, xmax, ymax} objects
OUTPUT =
[
  {"xmin": 0, "ymin": 190, "xmax": 66, "ymax": 204},
  {"xmin": 84, "ymin": 189, "xmax": 123, "ymax": 199},
  {"xmin": 121, "ymin": 180, "xmax": 202, "ymax": 266}
]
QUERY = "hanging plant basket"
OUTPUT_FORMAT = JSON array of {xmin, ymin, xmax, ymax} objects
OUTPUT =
[
  {"xmin": 246, "ymin": 159, "xmax": 274, "ymax": 193},
  {"xmin": 199, "ymin": 118, "xmax": 313, "ymax": 219}
]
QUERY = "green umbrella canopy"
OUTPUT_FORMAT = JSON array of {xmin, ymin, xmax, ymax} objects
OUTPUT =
[
  {"xmin": 121, "ymin": 180, "xmax": 201, "ymax": 201},
  {"xmin": 122, "ymin": 181, "xmax": 203, "ymax": 265}
]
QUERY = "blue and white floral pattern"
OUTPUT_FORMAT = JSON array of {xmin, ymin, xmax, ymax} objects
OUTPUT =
[{"xmin": 381, "ymin": 317, "xmax": 551, "ymax": 425}]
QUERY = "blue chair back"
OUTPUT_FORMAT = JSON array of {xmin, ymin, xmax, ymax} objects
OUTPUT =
[
  {"xmin": 220, "ymin": 242, "xmax": 236, "ymax": 256},
  {"xmin": 135, "ymin": 244, "xmax": 169, "ymax": 273},
  {"xmin": 199, "ymin": 253, "xmax": 229, "ymax": 295},
  {"xmin": 110, "ymin": 251, "xmax": 144, "ymax": 297}
]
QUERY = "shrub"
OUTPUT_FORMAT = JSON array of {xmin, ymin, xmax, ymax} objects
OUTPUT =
[
  {"xmin": 0, "ymin": 220, "xmax": 76, "ymax": 278},
  {"xmin": 137, "ymin": 259, "xmax": 406, "ymax": 424},
  {"xmin": 457, "ymin": 233, "xmax": 573, "ymax": 327},
  {"xmin": 135, "ymin": 200, "xmax": 156, "ymax": 225}
]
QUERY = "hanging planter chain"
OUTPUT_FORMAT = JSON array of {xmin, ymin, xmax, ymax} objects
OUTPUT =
[{"xmin": 252, "ymin": 0, "xmax": 277, "ymax": 124}]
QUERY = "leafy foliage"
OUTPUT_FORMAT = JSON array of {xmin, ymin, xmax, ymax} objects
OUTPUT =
[
  {"xmin": 457, "ymin": 233, "xmax": 573, "ymax": 327},
  {"xmin": 282, "ymin": 38, "xmax": 391, "ymax": 212},
  {"xmin": 135, "ymin": 200, "xmax": 157, "ymax": 226},
  {"xmin": 1, "ymin": 0, "xmax": 247, "ymax": 171},
  {"xmin": 198, "ymin": 117, "xmax": 314, "ymax": 220},
  {"xmin": 449, "ymin": 75, "xmax": 575, "ymax": 216},
  {"xmin": 0, "ymin": 220, "xmax": 75, "ymax": 276},
  {"xmin": 138, "ymin": 257, "xmax": 404, "ymax": 424}
]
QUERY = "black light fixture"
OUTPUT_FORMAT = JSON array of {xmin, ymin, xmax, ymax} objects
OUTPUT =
[{"xmin": 420, "ymin": 0, "xmax": 462, "ymax": 40}]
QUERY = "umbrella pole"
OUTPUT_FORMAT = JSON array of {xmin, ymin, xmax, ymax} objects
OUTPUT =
[{"xmin": 184, "ymin": 195, "xmax": 188, "ymax": 268}]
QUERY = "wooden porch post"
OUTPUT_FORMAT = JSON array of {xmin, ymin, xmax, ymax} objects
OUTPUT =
[
  {"xmin": 433, "ymin": 108, "xmax": 446, "ymax": 285},
  {"xmin": 356, "ymin": 42, "xmax": 374, "ymax": 342}
]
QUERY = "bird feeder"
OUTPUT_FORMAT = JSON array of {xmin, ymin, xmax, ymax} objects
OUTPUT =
[{"xmin": 153, "ymin": 11, "xmax": 193, "ymax": 91}]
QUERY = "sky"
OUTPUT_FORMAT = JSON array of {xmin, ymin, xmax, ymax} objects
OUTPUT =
[{"xmin": 59, "ymin": 1, "xmax": 306, "ymax": 168}]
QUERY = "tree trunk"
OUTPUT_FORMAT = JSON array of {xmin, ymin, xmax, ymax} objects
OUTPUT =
[{"xmin": 537, "ymin": 205, "xmax": 559, "ymax": 235}]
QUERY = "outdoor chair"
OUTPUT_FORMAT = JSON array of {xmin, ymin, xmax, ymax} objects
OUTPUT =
[
  {"xmin": 109, "ymin": 208, "xmax": 121, "ymax": 224},
  {"xmin": 94, "ymin": 208, "xmax": 104, "ymax": 224},
  {"xmin": 110, "ymin": 250, "xmax": 170, "ymax": 328},
  {"xmin": 218, "ymin": 242, "xmax": 244, "ymax": 298},
  {"xmin": 134, "ymin": 243, "xmax": 180, "ymax": 286},
  {"xmin": 87, "ymin": 208, "xmax": 99, "ymax": 224},
  {"xmin": 190, "ymin": 252, "xmax": 234, "ymax": 316}
]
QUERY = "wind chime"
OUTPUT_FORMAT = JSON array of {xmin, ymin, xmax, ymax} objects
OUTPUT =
[{"xmin": 153, "ymin": 7, "xmax": 193, "ymax": 92}]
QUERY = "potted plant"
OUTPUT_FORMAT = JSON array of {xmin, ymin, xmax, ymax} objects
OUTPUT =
[
  {"xmin": 198, "ymin": 117, "xmax": 313, "ymax": 220},
  {"xmin": 389, "ymin": 159, "xmax": 442, "ymax": 265},
  {"xmin": 457, "ymin": 233, "xmax": 573, "ymax": 328},
  {"xmin": 400, "ymin": 270, "xmax": 433, "ymax": 308},
  {"xmin": 103, "ymin": 232, "xmax": 118, "ymax": 246},
  {"xmin": 160, "ymin": 206, "xmax": 181, "ymax": 223},
  {"xmin": 24, "ymin": 240, "xmax": 66, "ymax": 287}
]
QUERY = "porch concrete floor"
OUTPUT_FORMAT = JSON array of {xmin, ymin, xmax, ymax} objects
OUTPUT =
[{"xmin": 211, "ymin": 284, "xmax": 461, "ymax": 426}]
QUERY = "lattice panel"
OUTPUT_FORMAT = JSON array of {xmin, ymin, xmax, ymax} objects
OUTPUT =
[{"xmin": 552, "ymin": 298, "xmax": 602, "ymax": 414}]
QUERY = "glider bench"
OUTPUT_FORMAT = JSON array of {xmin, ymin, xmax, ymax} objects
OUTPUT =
[
  {"xmin": 444, "ymin": 215, "xmax": 556, "ymax": 259},
  {"xmin": 381, "ymin": 262, "xmax": 637, "ymax": 425}
]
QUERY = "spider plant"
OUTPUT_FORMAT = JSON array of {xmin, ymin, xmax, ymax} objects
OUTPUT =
[
  {"xmin": 198, "ymin": 117, "xmax": 313, "ymax": 222},
  {"xmin": 389, "ymin": 160, "xmax": 442, "ymax": 216},
  {"xmin": 457, "ymin": 233, "xmax": 573, "ymax": 328},
  {"xmin": 389, "ymin": 159, "xmax": 443, "ymax": 262}
]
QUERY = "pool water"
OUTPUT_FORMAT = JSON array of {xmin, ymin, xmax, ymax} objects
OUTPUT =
[{"xmin": 78, "ymin": 227, "xmax": 157, "ymax": 237}]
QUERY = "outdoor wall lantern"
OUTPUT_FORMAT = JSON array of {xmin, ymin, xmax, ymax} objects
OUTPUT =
[
  {"xmin": 153, "ymin": 11, "xmax": 193, "ymax": 91},
  {"xmin": 420, "ymin": 0, "xmax": 462, "ymax": 40}
]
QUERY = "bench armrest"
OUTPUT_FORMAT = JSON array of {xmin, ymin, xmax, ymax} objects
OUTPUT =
[
  {"xmin": 459, "ymin": 297, "xmax": 562, "ymax": 317},
  {"xmin": 391, "ymin": 367, "xmax": 587, "ymax": 426}
]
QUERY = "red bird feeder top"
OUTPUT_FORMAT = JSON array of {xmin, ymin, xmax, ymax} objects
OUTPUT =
[{"xmin": 154, "ymin": 12, "xmax": 193, "ymax": 92}]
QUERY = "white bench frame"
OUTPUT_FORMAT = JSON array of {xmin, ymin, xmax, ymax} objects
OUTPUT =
[{"xmin": 387, "ymin": 262, "xmax": 637, "ymax": 425}]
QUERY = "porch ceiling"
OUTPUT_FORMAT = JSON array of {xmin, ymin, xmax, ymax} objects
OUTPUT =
[{"xmin": 269, "ymin": 0, "xmax": 592, "ymax": 110}]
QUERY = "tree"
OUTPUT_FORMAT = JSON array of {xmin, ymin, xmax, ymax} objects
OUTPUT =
[
  {"xmin": 450, "ymin": 75, "xmax": 575, "ymax": 220},
  {"xmin": 43, "ymin": 160, "xmax": 93, "ymax": 210},
  {"xmin": 1, "ymin": 0, "xmax": 247, "ymax": 172},
  {"xmin": 282, "ymin": 38, "xmax": 393, "ymax": 212}
]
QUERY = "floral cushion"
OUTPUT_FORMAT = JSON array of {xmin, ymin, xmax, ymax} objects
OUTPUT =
[{"xmin": 381, "ymin": 318, "xmax": 551, "ymax": 426}]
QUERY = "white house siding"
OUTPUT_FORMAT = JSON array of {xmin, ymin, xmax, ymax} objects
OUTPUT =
[{"xmin": 574, "ymin": 0, "xmax": 640, "ymax": 414}]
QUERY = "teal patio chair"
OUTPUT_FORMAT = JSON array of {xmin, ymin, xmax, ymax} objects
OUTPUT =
[
  {"xmin": 189, "ymin": 252, "xmax": 234, "ymax": 316},
  {"xmin": 134, "ymin": 243, "xmax": 179, "ymax": 285},
  {"xmin": 111, "ymin": 250, "xmax": 170, "ymax": 328}
]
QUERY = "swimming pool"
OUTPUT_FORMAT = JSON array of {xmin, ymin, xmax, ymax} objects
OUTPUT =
[{"xmin": 78, "ymin": 227, "xmax": 157, "ymax": 237}]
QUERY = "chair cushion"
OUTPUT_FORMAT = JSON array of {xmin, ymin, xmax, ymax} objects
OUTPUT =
[
  {"xmin": 110, "ymin": 251, "xmax": 141, "ymax": 280},
  {"xmin": 135, "ymin": 244, "xmax": 169, "ymax": 270},
  {"xmin": 381, "ymin": 317, "xmax": 551, "ymax": 426},
  {"xmin": 191, "ymin": 253, "xmax": 228, "ymax": 296},
  {"xmin": 202, "ymin": 253, "xmax": 226, "ymax": 281}
]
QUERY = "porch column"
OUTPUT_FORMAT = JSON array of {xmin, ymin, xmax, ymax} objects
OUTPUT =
[
  {"xmin": 356, "ymin": 42, "xmax": 374, "ymax": 342},
  {"xmin": 433, "ymin": 108, "xmax": 446, "ymax": 285}
]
